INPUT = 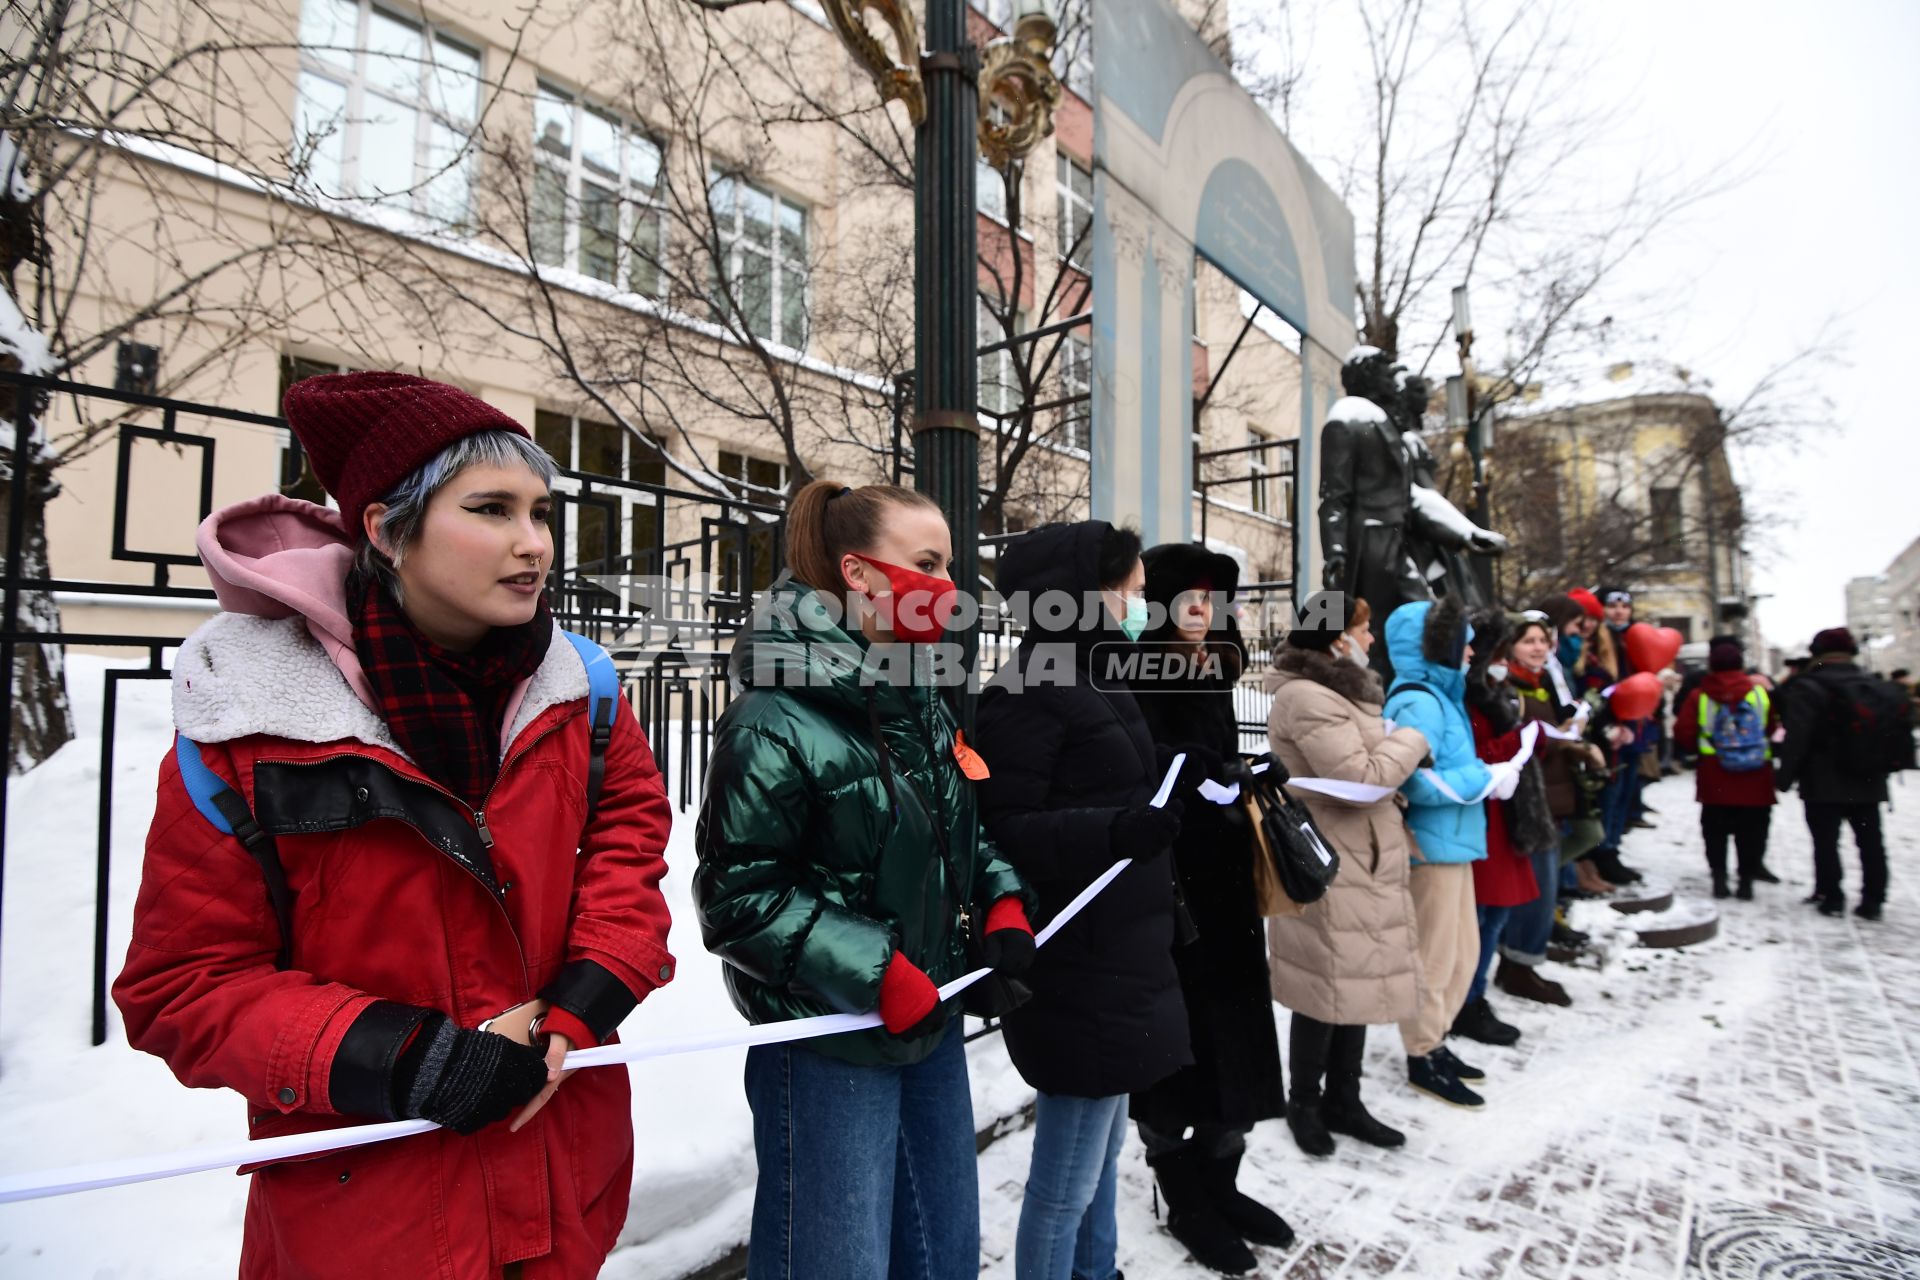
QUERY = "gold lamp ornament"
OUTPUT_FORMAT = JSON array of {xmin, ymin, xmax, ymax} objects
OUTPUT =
[
  {"xmin": 978, "ymin": 0, "xmax": 1063, "ymax": 170},
  {"xmin": 821, "ymin": 0, "xmax": 927, "ymax": 125}
]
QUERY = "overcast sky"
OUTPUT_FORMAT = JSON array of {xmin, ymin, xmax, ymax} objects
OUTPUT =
[{"xmin": 1250, "ymin": 0, "xmax": 1919, "ymax": 657}]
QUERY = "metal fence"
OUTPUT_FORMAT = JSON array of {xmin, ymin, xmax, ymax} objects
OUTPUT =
[{"xmin": 0, "ymin": 369, "xmax": 782, "ymax": 1044}]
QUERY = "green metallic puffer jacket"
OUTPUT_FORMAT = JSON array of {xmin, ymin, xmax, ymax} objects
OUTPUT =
[{"xmin": 692, "ymin": 582, "xmax": 1031, "ymax": 1067}]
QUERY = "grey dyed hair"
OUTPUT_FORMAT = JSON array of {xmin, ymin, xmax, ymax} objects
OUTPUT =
[{"xmin": 353, "ymin": 429, "xmax": 559, "ymax": 604}]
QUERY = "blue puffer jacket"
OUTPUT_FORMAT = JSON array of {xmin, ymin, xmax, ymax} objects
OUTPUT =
[{"xmin": 1383, "ymin": 598, "xmax": 1491, "ymax": 864}]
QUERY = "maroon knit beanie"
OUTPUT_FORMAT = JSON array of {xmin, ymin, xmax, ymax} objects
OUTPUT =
[
  {"xmin": 1809, "ymin": 627, "xmax": 1858, "ymax": 657},
  {"xmin": 282, "ymin": 372, "xmax": 531, "ymax": 539},
  {"xmin": 1708, "ymin": 637, "xmax": 1744, "ymax": 671}
]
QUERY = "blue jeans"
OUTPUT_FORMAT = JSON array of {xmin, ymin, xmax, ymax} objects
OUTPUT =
[
  {"xmin": 1468, "ymin": 904, "xmax": 1515, "ymax": 1002},
  {"xmin": 1501, "ymin": 846, "xmax": 1562, "ymax": 966},
  {"xmin": 1016, "ymin": 1091, "xmax": 1129, "ymax": 1280},
  {"xmin": 1599, "ymin": 757, "xmax": 1644, "ymax": 851},
  {"xmin": 744, "ymin": 1021, "xmax": 978, "ymax": 1280}
]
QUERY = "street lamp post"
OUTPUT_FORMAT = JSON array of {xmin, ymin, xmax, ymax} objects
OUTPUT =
[
  {"xmin": 822, "ymin": 0, "xmax": 1059, "ymax": 725},
  {"xmin": 1451, "ymin": 284, "xmax": 1495, "ymax": 601}
]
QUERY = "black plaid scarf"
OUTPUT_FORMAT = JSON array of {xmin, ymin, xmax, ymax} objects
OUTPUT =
[{"xmin": 349, "ymin": 573, "xmax": 553, "ymax": 809}]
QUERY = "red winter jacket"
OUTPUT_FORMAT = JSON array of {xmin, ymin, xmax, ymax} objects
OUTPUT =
[
  {"xmin": 112, "ymin": 496, "xmax": 675, "ymax": 1279},
  {"xmin": 1466, "ymin": 706, "xmax": 1541, "ymax": 909},
  {"xmin": 1675, "ymin": 671, "xmax": 1779, "ymax": 807}
]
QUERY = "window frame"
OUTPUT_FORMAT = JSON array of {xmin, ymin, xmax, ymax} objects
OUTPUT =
[
  {"xmin": 1059, "ymin": 330, "xmax": 1092, "ymax": 452},
  {"xmin": 534, "ymin": 408, "xmax": 668, "ymax": 577},
  {"xmin": 1650, "ymin": 485, "xmax": 1684, "ymax": 558},
  {"xmin": 530, "ymin": 80, "xmax": 668, "ymax": 297},
  {"xmin": 293, "ymin": 0, "xmax": 482, "ymax": 227},
  {"xmin": 1248, "ymin": 426, "xmax": 1273, "ymax": 515},
  {"xmin": 978, "ymin": 296, "xmax": 1027, "ymax": 420},
  {"xmin": 1055, "ymin": 152, "xmax": 1093, "ymax": 269},
  {"xmin": 710, "ymin": 173, "xmax": 811, "ymax": 351}
]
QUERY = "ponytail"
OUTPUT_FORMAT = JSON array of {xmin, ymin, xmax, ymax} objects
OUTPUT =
[{"xmin": 786, "ymin": 479, "xmax": 942, "ymax": 608}]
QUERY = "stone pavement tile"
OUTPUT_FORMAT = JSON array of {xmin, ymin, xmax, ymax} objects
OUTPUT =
[{"xmin": 972, "ymin": 778, "xmax": 1920, "ymax": 1278}]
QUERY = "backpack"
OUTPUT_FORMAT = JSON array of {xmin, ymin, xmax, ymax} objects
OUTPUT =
[
  {"xmin": 1705, "ymin": 693, "xmax": 1768, "ymax": 773},
  {"xmin": 175, "ymin": 631, "xmax": 621, "ymax": 969},
  {"xmin": 1825, "ymin": 671, "xmax": 1918, "ymax": 777}
]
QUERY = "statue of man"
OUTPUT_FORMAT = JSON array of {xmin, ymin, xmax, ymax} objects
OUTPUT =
[
  {"xmin": 1318, "ymin": 346, "xmax": 1430, "ymax": 668},
  {"xmin": 1396, "ymin": 372, "xmax": 1507, "ymax": 609}
]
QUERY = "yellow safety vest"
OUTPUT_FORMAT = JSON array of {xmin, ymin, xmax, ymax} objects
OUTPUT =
[{"xmin": 1698, "ymin": 686, "xmax": 1770, "ymax": 760}]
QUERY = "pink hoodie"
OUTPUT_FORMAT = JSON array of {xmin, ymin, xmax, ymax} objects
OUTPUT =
[{"xmin": 195, "ymin": 494, "xmax": 377, "ymax": 711}]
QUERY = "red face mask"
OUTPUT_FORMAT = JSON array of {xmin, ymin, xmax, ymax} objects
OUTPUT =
[{"xmin": 850, "ymin": 553, "xmax": 959, "ymax": 643}]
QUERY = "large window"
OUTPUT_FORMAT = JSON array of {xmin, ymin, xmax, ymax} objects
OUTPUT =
[
  {"xmin": 534, "ymin": 409, "xmax": 666, "ymax": 577},
  {"xmin": 977, "ymin": 156, "xmax": 1008, "ymax": 223},
  {"xmin": 294, "ymin": 0, "xmax": 480, "ymax": 226},
  {"xmin": 278, "ymin": 356, "xmax": 345, "ymax": 506},
  {"xmin": 711, "ymin": 176, "xmax": 810, "ymax": 350},
  {"xmin": 531, "ymin": 83, "xmax": 666, "ymax": 296},
  {"xmin": 718, "ymin": 450, "xmax": 788, "ymax": 499},
  {"xmin": 1059, "ymin": 332, "xmax": 1091, "ymax": 451},
  {"xmin": 1248, "ymin": 426, "xmax": 1273, "ymax": 515},
  {"xmin": 716, "ymin": 451, "xmax": 786, "ymax": 594},
  {"xmin": 1650, "ymin": 486, "xmax": 1683, "ymax": 558},
  {"xmin": 1055, "ymin": 154, "xmax": 1092, "ymax": 269},
  {"xmin": 978, "ymin": 298, "xmax": 1026, "ymax": 418}
]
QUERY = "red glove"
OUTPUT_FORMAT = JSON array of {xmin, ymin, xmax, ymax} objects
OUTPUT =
[
  {"xmin": 982, "ymin": 896, "xmax": 1036, "ymax": 976},
  {"xmin": 878, "ymin": 952, "xmax": 941, "ymax": 1035}
]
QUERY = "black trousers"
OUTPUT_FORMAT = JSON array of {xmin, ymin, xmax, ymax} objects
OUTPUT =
[
  {"xmin": 1288, "ymin": 1013, "xmax": 1366, "ymax": 1108},
  {"xmin": 1804, "ymin": 802, "xmax": 1887, "ymax": 907},
  {"xmin": 1701, "ymin": 805, "xmax": 1772, "ymax": 885}
]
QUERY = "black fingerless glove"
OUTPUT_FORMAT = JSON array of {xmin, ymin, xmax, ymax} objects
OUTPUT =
[
  {"xmin": 391, "ymin": 1014, "xmax": 549, "ymax": 1135},
  {"xmin": 1111, "ymin": 802, "xmax": 1182, "ymax": 860}
]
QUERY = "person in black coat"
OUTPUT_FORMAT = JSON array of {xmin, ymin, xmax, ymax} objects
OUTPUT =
[
  {"xmin": 1776, "ymin": 627, "xmax": 1891, "ymax": 918},
  {"xmin": 976, "ymin": 521, "xmax": 1199, "ymax": 1280},
  {"xmin": 1126, "ymin": 543, "xmax": 1292, "ymax": 1273}
]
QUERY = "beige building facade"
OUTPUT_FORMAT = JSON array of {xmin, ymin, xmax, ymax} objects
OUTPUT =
[
  {"xmin": 1503, "ymin": 390, "xmax": 1762, "ymax": 657},
  {"xmin": 28, "ymin": 0, "xmax": 1302, "ymax": 646}
]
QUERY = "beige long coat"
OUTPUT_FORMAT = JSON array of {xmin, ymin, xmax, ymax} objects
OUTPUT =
[{"xmin": 1264, "ymin": 646, "xmax": 1431, "ymax": 1026}]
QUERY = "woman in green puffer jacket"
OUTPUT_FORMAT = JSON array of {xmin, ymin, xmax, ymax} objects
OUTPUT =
[{"xmin": 693, "ymin": 479, "xmax": 1035, "ymax": 1280}]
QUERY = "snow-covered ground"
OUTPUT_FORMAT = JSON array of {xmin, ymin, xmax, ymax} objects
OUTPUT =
[{"xmin": 4, "ymin": 658, "xmax": 1917, "ymax": 1277}]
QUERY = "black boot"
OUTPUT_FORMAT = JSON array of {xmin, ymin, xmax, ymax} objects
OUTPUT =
[
  {"xmin": 1712, "ymin": 876, "xmax": 1730, "ymax": 899},
  {"xmin": 1591, "ymin": 845, "xmax": 1643, "ymax": 885},
  {"xmin": 1750, "ymin": 865, "xmax": 1781, "ymax": 884},
  {"xmin": 1323, "ymin": 1092, "xmax": 1406, "ymax": 1148},
  {"xmin": 1450, "ymin": 996, "xmax": 1520, "ymax": 1047},
  {"xmin": 1286, "ymin": 1099, "xmax": 1334, "ymax": 1157},
  {"xmin": 1407, "ymin": 1054, "xmax": 1485, "ymax": 1109},
  {"xmin": 1147, "ymin": 1147, "xmax": 1257, "ymax": 1274},
  {"xmin": 1431, "ymin": 1043, "xmax": 1484, "ymax": 1082},
  {"xmin": 1735, "ymin": 880, "xmax": 1753, "ymax": 901},
  {"xmin": 1211, "ymin": 1147, "xmax": 1295, "ymax": 1249}
]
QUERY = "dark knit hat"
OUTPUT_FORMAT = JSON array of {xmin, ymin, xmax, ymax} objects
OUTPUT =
[
  {"xmin": 1708, "ymin": 635, "xmax": 1745, "ymax": 672},
  {"xmin": 282, "ymin": 372, "xmax": 531, "ymax": 537},
  {"xmin": 1287, "ymin": 591, "xmax": 1365, "ymax": 651},
  {"xmin": 1809, "ymin": 627, "xmax": 1858, "ymax": 657}
]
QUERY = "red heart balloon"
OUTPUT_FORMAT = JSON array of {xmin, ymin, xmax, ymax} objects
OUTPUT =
[
  {"xmin": 1623, "ymin": 622, "xmax": 1683, "ymax": 674},
  {"xmin": 1608, "ymin": 671, "xmax": 1663, "ymax": 721}
]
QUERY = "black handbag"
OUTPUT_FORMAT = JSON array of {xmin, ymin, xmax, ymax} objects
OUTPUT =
[{"xmin": 1245, "ymin": 770, "xmax": 1342, "ymax": 907}]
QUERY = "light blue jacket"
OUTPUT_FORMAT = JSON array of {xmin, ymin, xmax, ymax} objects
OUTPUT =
[{"xmin": 1383, "ymin": 600, "xmax": 1490, "ymax": 865}]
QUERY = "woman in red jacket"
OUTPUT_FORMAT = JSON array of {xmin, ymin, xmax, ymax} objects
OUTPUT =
[
  {"xmin": 114, "ymin": 373, "xmax": 676, "ymax": 1279},
  {"xmin": 1674, "ymin": 635, "xmax": 1780, "ymax": 899}
]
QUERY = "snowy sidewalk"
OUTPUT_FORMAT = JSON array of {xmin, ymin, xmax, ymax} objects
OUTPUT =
[
  {"xmin": 976, "ymin": 774, "xmax": 1920, "ymax": 1279},
  {"xmin": 3, "ymin": 665, "xmax": 1916, "ymax": 1279}
]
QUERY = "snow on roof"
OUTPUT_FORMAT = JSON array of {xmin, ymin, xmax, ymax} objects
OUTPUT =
[
  {"xmin": 1346, "ymin": 343, "xmax": 1384, "ymax": 364},
  {"xmin": 1507, "ymin": 358, "xmax": 1718, "ymax": 418}
]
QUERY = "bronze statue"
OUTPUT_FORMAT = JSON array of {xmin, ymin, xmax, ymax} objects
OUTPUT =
[
  {"xmin": 1396, "ymin": 372, "xmax": 1506, "ymax": 610},
  {"xmin": 1318, "ymin": 346, "xmax": 1430, "ymax": 669}
]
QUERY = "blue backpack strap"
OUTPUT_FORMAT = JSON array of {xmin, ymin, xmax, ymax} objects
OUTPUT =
[
  {"xmin": 174, "ymin": 735, "xmax": 294, "ymax": 969},
  {"xmin": 561, "ymin": 631, "xmax": 620, "ymax": 828}
]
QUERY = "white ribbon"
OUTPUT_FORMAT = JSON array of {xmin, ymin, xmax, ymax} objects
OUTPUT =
[{"xmin": 0, "ymin": 756, "xmax": 1193, "ymax": 1205}]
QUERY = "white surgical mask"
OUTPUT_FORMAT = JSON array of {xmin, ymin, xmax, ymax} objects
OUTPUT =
[
  {"xmin": 1488, "ymin": 662, "xmax": 1510, "ymax": 683},
  {"xmin": 1339, "ymin": 637, "xmax": 1369, "ymax": 667}
]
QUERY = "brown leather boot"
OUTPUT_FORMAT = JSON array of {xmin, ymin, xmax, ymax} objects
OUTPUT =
[
  {"xmin": 1574, "ymin": 859, "xmax": 1615, "ymax": 896},
  {"xmin": 1496, "ymin": 958, "xmax": 1572, "ymax": 1007}
]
